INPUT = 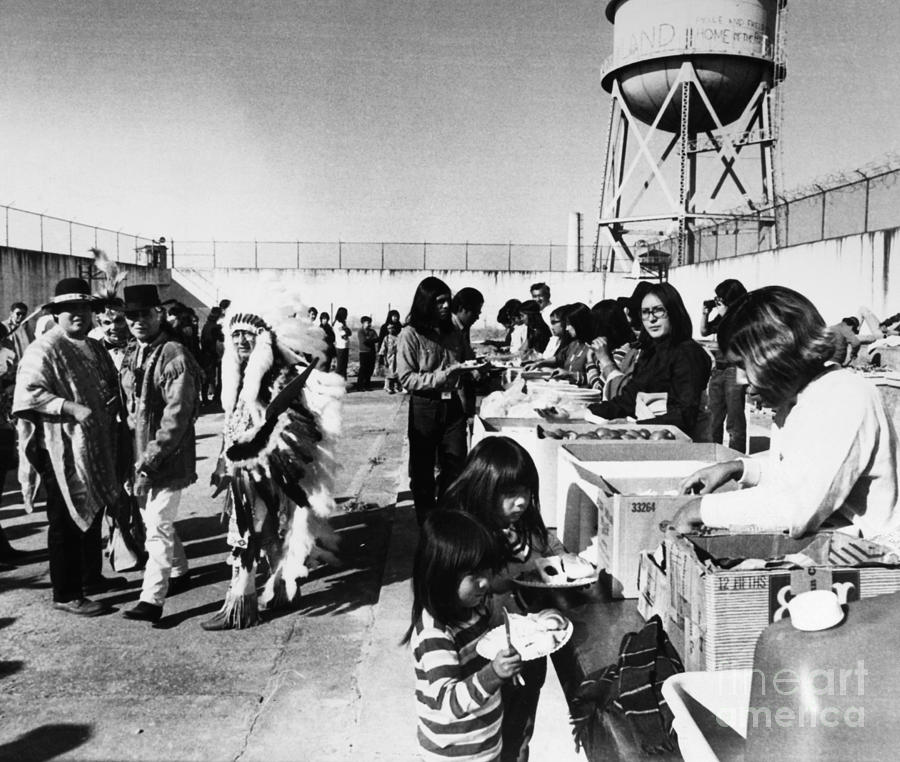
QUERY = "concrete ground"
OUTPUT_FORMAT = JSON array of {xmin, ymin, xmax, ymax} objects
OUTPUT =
[{"xmin": 0, "ymin": 386, "xmax": 583, "ymax": 762}]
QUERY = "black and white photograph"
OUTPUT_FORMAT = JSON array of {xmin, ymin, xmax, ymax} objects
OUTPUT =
[{"xmin": 1, "ymin": 1, "xmax": 899, "ymax": 760}]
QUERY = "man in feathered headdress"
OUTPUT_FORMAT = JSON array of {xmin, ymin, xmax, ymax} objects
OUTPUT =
[{"xmin": 201, "ymin": 289, "xmax": 345, "ymax": 630}]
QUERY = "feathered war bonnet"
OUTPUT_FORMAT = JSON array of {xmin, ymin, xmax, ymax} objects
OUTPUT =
[
  {"xmin": 220, "ymin": 284, "xmax": 327, "ymax": 424},
  {"xmin": 90, "ymin": 247, "xmax": 128, "ymax": 312}
]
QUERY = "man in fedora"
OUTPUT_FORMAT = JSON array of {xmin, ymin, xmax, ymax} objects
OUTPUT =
[
  {"xmin": 13, "ymin": 278, "xmax": 124, "ymax": 616},
  {"xmin": 120, "ymin": 284, "xmax": 201, "ymax": 623}
]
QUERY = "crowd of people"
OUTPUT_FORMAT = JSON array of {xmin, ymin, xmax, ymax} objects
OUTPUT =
[
  {"xmin": 0, "ymin": 278, "xmax": 342, "ymax": 632},
  {"xmin": 3, "ymin": 271, "xmax": 900, "ymax": 760},
  {"xmin": 393, "ymin": 275, "xmax": 900, "ymax": 760}
]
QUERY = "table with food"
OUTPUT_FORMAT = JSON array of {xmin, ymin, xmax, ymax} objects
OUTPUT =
[{"xmin": 467, "ymin": 288, "xmax": 900, "ymax": 761}]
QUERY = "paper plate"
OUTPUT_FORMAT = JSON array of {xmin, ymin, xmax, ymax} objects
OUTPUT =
[
  {"xmin": 475, "ymin": 614, "xmax": 573, "ymax": 662},
  {"xmin": 512, "ymin": 572, "xmax": 599, "ymax": 590}
]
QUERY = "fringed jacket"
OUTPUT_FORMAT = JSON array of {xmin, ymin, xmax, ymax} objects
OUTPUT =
[{"xmin": 120, "ymin": 330, "xmax": 201, "ymax": 492}]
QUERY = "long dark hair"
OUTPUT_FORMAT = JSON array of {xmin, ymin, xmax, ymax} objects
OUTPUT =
[
  {"xmin": 402, "ymin": 510, "xmax": 500, "ymax": 644},
  {"xmin": 550, "ymin": 305, "xmax": 573, "ymax": 354},
  {"xmin": 627, "ymin": 281, "xmax": 655, "ymax": 332},
  {"xmin": 497, "ymin": 299, "xmax": 522, "ymax": 328},
  {"xmin": 334, "ymin": 307, "xmax": 348, "ymax": 324},
  {"xmin": 640, "ymin": 282, "xmax": 693, "ymax": 344},
  {"xmin": 378, "ymin": 309, "xmax": 401, "ymax": 343},
  {"xmin": 717, "ymin": 286, "xmax": 834, "ymax": 407},
  {"xmin": 715, "ymin": 278, "xmax": 748, "ymax": 306},
  {"xmin": 441, "ymin": 436, "xmax": 549, "ymax": 557},
  {"xmin": 564, "ymin": 303, "xmax": 596, "ymax": 344},
  {"xmin": 592, "ymin": 299, "xmax": 633, "ymax": 349},
  {"xmin": 408, "ymin": 277, "xmax": 451, "ymax": 333}
]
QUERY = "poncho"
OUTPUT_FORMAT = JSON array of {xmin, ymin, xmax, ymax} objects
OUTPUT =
[{"xmin": 13, "ymin": 325, "xmax": 121, "ymax": 529}]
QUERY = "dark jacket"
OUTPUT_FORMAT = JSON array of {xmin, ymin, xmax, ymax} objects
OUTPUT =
[
  {"xmin": 357, "ymin": 326, "xmax": 378, "ymax": 355},
  {"xmin": 121, "ymin": 330, "xmax": 201, "ymax": 492},
  {"xmin": 588, "ymin": 336, "xmax": 711, "ymax": 435}
]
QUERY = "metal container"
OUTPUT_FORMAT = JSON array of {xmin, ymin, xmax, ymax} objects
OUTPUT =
[{"xmin": 602, "ymin": 0, "xmax": 781, "ymax": 131}]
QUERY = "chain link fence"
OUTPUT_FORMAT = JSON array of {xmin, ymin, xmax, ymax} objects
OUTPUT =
[
  {"xmin": 171, "ymin": 240, "xmax": 634, "ymax": 272},
  {"xmin": 648, "ymin": 162, "xmax": 900, "ymax": 265},
  {"xmin": 2, "ymin": 204, "xmax": 159, "ymax": 265}
]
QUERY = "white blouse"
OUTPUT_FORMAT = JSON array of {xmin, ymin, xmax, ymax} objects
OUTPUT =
[{"xmin": 700, "ymin": 368, "xmax": 900, "ymax": 540}]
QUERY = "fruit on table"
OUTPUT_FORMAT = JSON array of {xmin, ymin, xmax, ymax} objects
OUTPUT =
[{"xmin": 649, "ymin": 429, "xmax": 676, "ymax": 440}]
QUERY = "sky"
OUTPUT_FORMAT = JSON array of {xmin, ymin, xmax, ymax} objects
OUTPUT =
[{"xmin": 2, "ymin": 0, "xmax": 899, "ymax": 245}]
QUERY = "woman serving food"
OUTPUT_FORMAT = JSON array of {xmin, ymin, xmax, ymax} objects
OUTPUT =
[{"xmin": 671, "ymin": 286, "xmax": 900, "ymax": 545}]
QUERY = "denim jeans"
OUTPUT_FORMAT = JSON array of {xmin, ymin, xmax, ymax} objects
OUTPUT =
[
  {"xmin": 708, "ymin": 365, "xmax": 747, "ymax": 453},
  {"xmin": 407, "ymin": 395, "xmax": 467, "ymax": 524}
]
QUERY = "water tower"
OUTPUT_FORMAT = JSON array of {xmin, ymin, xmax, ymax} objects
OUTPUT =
[{"xmin": 594, "ymin": 0, "xmax": 787, "ymax": 272}]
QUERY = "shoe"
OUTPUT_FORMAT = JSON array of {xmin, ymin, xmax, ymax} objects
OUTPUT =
[
  {"xmin": 123, "ymin": 601, "xmax": 163, "ymax": 623},
  {"xmin": 388, "ymin": 389, "xmax": 396, "ymax": 395},
  {"xmin": 53, "ymin": 598, "xmax": 109, "ymax": 617},
  {"xmin": 200, "ymin": 611, "xmax": 233, "ymax": 631},
  {"xmin": 167, "ymin": 573, "xmax": 191, "ymax": 595}
]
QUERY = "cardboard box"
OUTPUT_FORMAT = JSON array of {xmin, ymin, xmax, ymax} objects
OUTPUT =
[
  {"xmin": 665, "ymin": 531, "xmax": 900, "ymax": 671},
  {"xmin": 636, "ymin": 549, "xmax": 668, "ymax": 622},
  {"xmin": 471, "ymin": 417, "xmax": 688, "ymax": 529},
  {"xmin": 556, "ymin": 443, "xmax": 742, "ymax": 597}
]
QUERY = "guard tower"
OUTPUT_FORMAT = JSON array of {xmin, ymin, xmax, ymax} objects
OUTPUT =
[{"xmin": 594, "ymin": 0, "xmax": 787, "ymax": 273}]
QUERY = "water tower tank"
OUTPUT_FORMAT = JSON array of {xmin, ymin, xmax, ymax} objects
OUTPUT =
[{"xmin": 601, "ymin": 0, "xmax": 782, "ymax": 132}]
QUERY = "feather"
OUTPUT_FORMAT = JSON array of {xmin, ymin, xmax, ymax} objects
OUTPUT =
[{"xmin": 90, "ymin": 247, "xmax": 128, "ymax": 299}]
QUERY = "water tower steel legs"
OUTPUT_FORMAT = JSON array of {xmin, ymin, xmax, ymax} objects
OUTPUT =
[
  {"xmin": 596, "ymin": 60, "xmax": 779, "ymax": 273},
  {"xmin": 678, "ymin": 80, "xmax": 692, "ymax": 267}
]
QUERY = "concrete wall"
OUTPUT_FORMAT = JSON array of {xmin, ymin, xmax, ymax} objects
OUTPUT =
[
  {"xmin": 189, "ymin": 267, "xmax": 639, "ymax": 334},
  {"xmin": 0, "ymin": 246, "xmax": 170, "ymax": 316},
  {"xmin": 667, "ymin": 229, "xmax": 899, "ymax": 327},
  {"xmin": 167, "ymin": 225, "xmax": 900, "ymax": 335}
]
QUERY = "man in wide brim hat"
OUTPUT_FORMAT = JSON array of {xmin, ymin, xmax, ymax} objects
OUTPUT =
[
  {"xmin": 121, "ymin": 283, "xmax": 162, "ymax": 315},
  {"xmin": 119, "ymin": 282, "xmax": 200, "ymax": 624},
  {"xmin": 12, "ymin": 277, "xmax": 124, "ymax": 617},
  {"xmin": 41, "ymin": 277, "xmax": 102, "ymax": 312}
]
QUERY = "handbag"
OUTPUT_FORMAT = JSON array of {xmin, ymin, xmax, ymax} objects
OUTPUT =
[{"xmin": 106, "ymin": 495, "xmax": 147, "ymax": 572}]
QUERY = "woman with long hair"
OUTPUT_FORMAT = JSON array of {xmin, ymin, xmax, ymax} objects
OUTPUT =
[
  {"xmin": 333, "ymin": 306, "xmax": 351, "ymax": 379},
  {"xmin": 700, "ymin": 278, "xmax": 749, "ymax": 452},
  {"xmin": 586, "ymin": 299, "xmax": 636, "ymax": 391},
  {"xmin": 397, "ymin": 277, "xmax": 478, "ymax": 524},
  {"xmin": 377, "ymin": 308, "xmax": 402, "ymax": 350},
  {"xmin": 527, "ymin": 303, "xmax": 597, "ymax": 386},
  {"xmin": 517, "ymin": 300, "xmax": 550, "ymax": 357},
  {"xmin": 673, "ymin": 286, "xmax": 900, "ymax": 546},
  {"xmin": 524, "ymin": 304, "xmax": 571, "ymax": 369},
  {"xmin": 587, "ymin": 282, "xmax": 711, "ymax": 438}
]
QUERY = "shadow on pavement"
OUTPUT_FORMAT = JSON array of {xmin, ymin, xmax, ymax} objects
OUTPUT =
[
  {"xmin": 154, "ymin": 599, "xmax": 225, "ymax": 630},
  {"xmin": 4, "ymin": 521, "xmax": 46, "ymax": 542},
  {"xmin": 0, "ymin": 571, "xmax": 50, "ymax": 594},
  {"xmin": 176, "ymin": 514, "xmax": 227, "ymax": 542},
  {"xmin": 0, "ymin": 659, "xmax": 24, "ymax": 679},
  {"xmin": 0, "ymin": 724, "xmax": 93, "ymax": 761}
]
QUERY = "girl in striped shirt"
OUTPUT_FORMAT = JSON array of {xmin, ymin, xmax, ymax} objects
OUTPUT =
[
  {"xmin": 404, "ymin": 511, "xmax": 523, "ymax": 761},
  {"xmin": 441, "ymin": 436, "xmax": 566, "ymax": 761}
]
